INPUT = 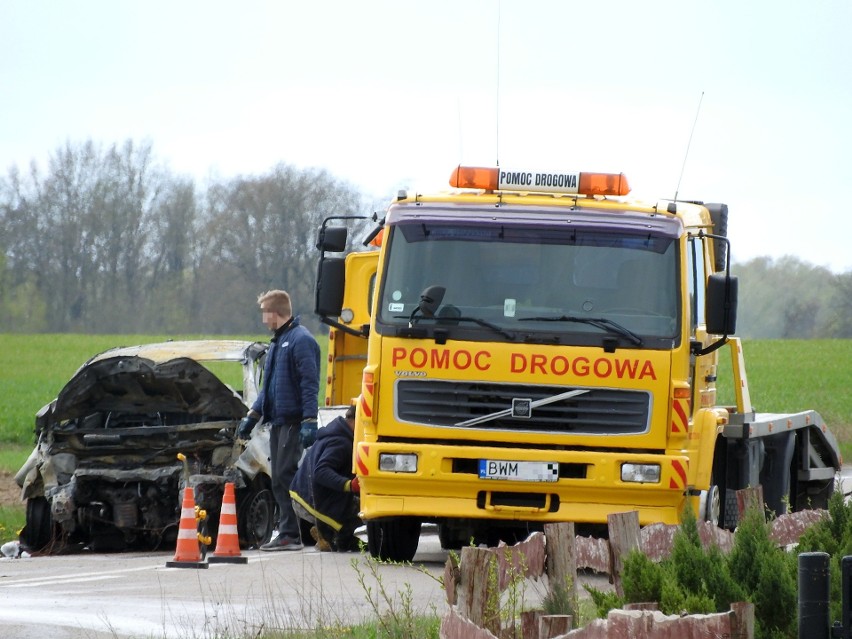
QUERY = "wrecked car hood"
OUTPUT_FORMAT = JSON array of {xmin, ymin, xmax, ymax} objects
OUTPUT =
[
  {"xmin": 83, "ymin": 340, "xmax": 266, "ymax": 366},
  {"xmin": 44, "ymin": 356, "xmax": 248, "ymax": 426}
]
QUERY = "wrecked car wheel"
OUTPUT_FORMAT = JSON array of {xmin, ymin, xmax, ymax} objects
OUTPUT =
[
  {"xmin": 20, "ymin": 497, "xmax": 59, "ymax": 553},
  {"xmin": 238, "ymin": 476, "xmax": 276, "ymax": 548}
]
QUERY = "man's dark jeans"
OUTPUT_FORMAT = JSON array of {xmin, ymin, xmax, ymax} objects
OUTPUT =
[{"xmin": 269, "ymin": 423, "xmax": 303, "ymax": 539}]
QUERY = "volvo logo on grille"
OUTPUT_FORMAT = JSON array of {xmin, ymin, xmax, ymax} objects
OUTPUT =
[{"xmin": 512, "ymin": 398, "xmax": 532, "ymax": 419}]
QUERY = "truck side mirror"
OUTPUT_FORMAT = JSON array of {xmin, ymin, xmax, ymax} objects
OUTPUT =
[
  {"xmin": 315, "ymin": 257, "xmax": 346, "ymax": 317},
  {"xmin": 317, "ymin": 226, "xmax": 348, "ymax": 252},
  {"xmin": 706, "ymin": 272, "xmax": 738, "ymax": 335}
]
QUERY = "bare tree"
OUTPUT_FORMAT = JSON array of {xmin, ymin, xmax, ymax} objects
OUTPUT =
[
  {"xmin": 825, "ymin": 272, "xmax": 852, "ymax": 338},
  {"xmin": 0, "ymin": 164, "xmax": 49, "ymax": 330},
  {"xmin": 733, "ymin": 256, "xmax": 836, "ymax": 339},
  {"xmin": 36, "ymin": 140, "xmax": 105, "ymax": 329},
  {"xmin": 201, "ymin": 164, "xmax": 367, "ymax": 333},
  {"xmin": 31, "ymin": 140, "xmax": 167, "ymax": 331},
  {"xmin": 141, "ymin": 177, "xmax": 198, "ymax": 332},
  {"xmin": 0, "ymin": 139, "xmax": 174, "ymax": 331},
  {"xmin": 94, "ymin": 140, "xmax": 161, "ymax": 327}
]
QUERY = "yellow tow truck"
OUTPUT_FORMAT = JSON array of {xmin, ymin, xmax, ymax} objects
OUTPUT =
[{"xmin": 314, "ymin": 165, "xmax": 841, "ymax": 561}]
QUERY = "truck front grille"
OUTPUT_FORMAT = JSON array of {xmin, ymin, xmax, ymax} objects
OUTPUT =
[{"xmin": 396, "ymin": 380, "xmax": 650, "ymax": 435}]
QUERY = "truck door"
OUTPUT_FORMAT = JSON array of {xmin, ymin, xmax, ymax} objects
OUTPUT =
[
  {"xmin": 324, "ymin": 251, "xmax": 378, "ymax": 406},
  {"xmin": 687, "ymin": 235, "xmax": 716, "ymax": 409}
]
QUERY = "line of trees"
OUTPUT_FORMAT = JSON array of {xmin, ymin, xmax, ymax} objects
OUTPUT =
[
  {"xmin": 733, "ymin": 256, "xmax": 852, "ymax": 339},
  {"xmin": 0, "ymin": 139, "xmax": 372, "ymax": 335},
  {"xmin": 1, "ymin": 139, "xmax": 849, "ymax": 338}
]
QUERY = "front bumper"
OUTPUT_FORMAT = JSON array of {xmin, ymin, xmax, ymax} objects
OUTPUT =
[{"xmin": 356, "ymin": 442, "xmax": 691, "ymax": 526}]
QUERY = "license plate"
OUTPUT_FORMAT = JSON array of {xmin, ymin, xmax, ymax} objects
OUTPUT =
[{"xmin": 478, "ymin": 460, "xmax": 559, "ymax": 482}]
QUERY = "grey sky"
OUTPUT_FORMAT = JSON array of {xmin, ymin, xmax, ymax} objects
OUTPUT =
[{"xmin": 2, "ymin": 0, "xmax": 850, "ymax": 271}]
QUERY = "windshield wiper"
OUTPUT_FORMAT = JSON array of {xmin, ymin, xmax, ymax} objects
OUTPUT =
[
  {"xmin": 517, "ymin": 315, "xmax": 643, "ymax": 346},
  {"xmin": 442, "ymin": 315, "xmax": 518, "ymax": 340},
  {"xmin": 398, "ymin": 314, "xmax": 517, "ymax": 341}
]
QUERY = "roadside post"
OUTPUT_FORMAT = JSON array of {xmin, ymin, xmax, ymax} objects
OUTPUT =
[
  {"xmin": 836, "ymin": 556, "xmax": 852, "ymax": 638},
  {"xmin": 799, "ymin": 552, "xmax": 830, "ymax": 639}
]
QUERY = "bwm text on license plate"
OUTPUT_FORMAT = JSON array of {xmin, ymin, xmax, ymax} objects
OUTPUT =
[{"xmin": 478, "ymin": 460, "xmax": 559, "ymax": 482}]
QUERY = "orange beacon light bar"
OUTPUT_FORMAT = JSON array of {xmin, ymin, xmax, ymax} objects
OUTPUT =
[{"xmin": 449, "ymin": 166, "xmax": 631, "ymax": 196}]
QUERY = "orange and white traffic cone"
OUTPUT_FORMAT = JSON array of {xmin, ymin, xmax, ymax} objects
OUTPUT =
[
  {"xmin": 165, "ymin": 486, "xmax": 208, "ymax": 569},
  {"xmin": 208, "ymin": 482, "xmax": 248, "ymax": 564}
]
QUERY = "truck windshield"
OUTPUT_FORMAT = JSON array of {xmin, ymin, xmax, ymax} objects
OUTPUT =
[{"xmin": 377, "ymin": 222, "xmax": 679, "ymax": 347}]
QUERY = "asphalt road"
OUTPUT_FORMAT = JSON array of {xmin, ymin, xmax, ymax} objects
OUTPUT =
[
  {"xmin": 12, "ymin": 465, "xmax": 844, "ymax": 639},
  {"xmin": 0, "ymin": 530, "xmax": 450, "ymax": 639}
]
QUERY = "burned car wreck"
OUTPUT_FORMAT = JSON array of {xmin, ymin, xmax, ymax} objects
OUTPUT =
[{"xmin": 15, "ymin": 340, "xmax": 281, "ymax": 553}]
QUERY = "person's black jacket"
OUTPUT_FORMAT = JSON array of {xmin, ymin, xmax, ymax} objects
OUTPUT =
[
  {"xmin": 289, "ymin": 415, "xmax": 356, "ymax": 531},
  {"xmin": 250, "ymin": 316, "xmax": 319, "ymax": 424}
]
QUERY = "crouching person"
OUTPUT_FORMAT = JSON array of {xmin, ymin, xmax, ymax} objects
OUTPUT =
[{"xmin": 290, "ymin": 404, "xmax": 362, "ymax": 552}]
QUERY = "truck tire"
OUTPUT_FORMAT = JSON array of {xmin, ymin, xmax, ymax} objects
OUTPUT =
[
  {"xmin": 438, "ymin": 523, "xmax": 468, "ymax": 550},
  {"xmin": 705, "ymin": 203, "xmax": 728, "ymax": 272},
  {"xmin": 366, "ymin": 517, "xmax": 422, "ymax": 562},
  {"xmin": 723, "ymin": 489, "xmax": 739, "ymax": 530}
]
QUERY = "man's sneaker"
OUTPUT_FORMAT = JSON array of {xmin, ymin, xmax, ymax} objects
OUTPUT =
[{"xmin": 260, "ymin": 535, "xmax": 303, "ymax": 552}]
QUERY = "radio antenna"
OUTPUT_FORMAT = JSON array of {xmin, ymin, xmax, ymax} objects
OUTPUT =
[
  {"xmin": 673, "ymin": 91, "xmax": 704, "ymax": 202},
  {"xmin": 457, "ymin": 97, "xmax": 464, "ymax": 162},
  {"xmin": 495, "ymin": 0, "xmax": 502, "ymax": 166}
]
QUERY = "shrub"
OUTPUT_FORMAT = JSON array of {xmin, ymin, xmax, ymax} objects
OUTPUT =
[
  {"xmin": 797, "ymin": 489, "xmax": 852, "ymax": 625},
  {"xmin": 621, "ymin": 550, "xmax": 662, "ymax": 604},
  {"xmin": 669, "ymin": 504, "xmax": 743, "ymax": 612},
  {"xmin": 591, "ymin": 501, "xmax": 794, "ymax": 638},
  {"xmin": 584, "ymin": 586, "xmax": 623, "ymax": 619},
  {"xmin": 728, "ymin": 505, "xmax": 797, "ymax": 638}
]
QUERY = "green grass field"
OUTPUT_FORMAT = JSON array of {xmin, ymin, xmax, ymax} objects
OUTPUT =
[
  {"xmin": 2, "ymin": 335, "xmax": 849, "ymax": 453},
  {"xmin": 716, "ymin": 339, "xmax": 852, "ymax": 451}
]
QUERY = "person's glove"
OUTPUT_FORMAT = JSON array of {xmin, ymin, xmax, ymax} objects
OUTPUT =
[
  {"xmin": 349, "ymin": 476, "xmax": 360, "ymax": 493},
  {"xmin": 237, "ymin": 415, "xmax": 258, "ymax": 440},
  {"xmin": 299, "ymin": 419, "xmax": 318, "ymax": 448}
]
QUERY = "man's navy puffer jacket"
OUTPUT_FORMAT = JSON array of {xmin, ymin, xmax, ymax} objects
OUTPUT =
[{"xmin": 251, "ymin": 316, "xmax": 319, "ymax": 424}]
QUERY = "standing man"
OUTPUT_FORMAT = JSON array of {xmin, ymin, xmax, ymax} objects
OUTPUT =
[{"xmin": 238, "ymin": 289, "xmax": 320, "ymax": 551}]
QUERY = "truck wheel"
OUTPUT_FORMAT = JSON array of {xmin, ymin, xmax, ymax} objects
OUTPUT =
[
  {"xmin": 366, "ymin": 517, "xmax": 422, "ymax": 562},
  {"xmin": 699, "ymin": 485, "xmax": 721, "ymax": 526},
  {"xmin": 723, "ymin": 489, "xmax": 739, "ymax": 530},
  {"xmin": 438, "ymin": 523, "xmax": 467, "ymax": 550},
  {"xmin": 237, "ymin": 475, "xmax": 276, "ymax": 548}
]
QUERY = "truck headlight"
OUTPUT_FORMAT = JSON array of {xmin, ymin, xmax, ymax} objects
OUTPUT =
[
  {"xmin": 379, "ymin": 453, "xmax": 418, "ymax": 473},
  {"xmin": 621, "ymin": 463, "xmax": 661, "ymax": 484}
]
